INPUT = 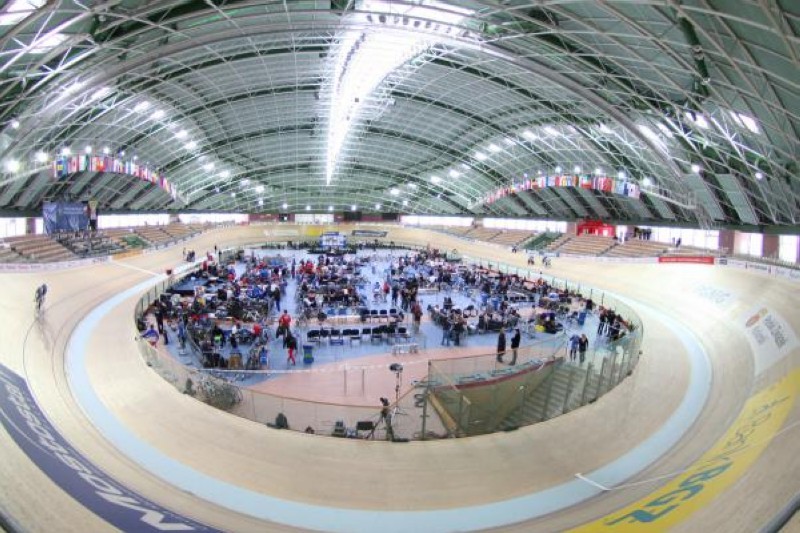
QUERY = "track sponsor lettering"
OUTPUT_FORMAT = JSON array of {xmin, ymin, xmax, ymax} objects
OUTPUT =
[
  {"xmin": 571, "ymin": 369, "xmax": 800, "ymax": 532},
  {"xmin": 742, "ymin": 307, "xmax": 799, "ymax": 376},
  {"xmin": 0, "ymin": 363, "xmax": 217, "ymax": 532}
]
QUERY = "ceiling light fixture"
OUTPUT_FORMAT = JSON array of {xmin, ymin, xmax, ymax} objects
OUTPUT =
[{"xmin": 4, "ymin": 159, "xmax": 20, "ymax": 173}]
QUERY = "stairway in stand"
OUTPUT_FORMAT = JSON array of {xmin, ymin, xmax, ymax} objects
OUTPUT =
[{"xmin": 499, "ymin": 362, "xmax": 602, "ymax": 429}]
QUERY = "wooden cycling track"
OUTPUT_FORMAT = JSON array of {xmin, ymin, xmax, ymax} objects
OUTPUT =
[{"xmin": 0, "ymin": 224, "xmax": 797, "ymax": 532}]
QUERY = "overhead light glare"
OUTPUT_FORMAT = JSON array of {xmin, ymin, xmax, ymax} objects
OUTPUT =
[
  {"xmin": 573, "ymin": 165, "xmax": 581, "ymax": 174},
  {"xmin": 133, "ymin": 101, "xmax": 150, "ymax": 113},
  {"xmin": 175, "ymin": 129, "xmax": 188, "ymax": 139},
  {"xmin": 448, "ymin": 169, "xmax": 459, "ymax": 178},
  {"xmin": 351, "ymin": 204, "xmax": 357, "ymax": 211},
  {"xmin": 690, "ymin": 163, "xmax": 701, "ymax": 173},
  {"xmin": 255, "ymin": 185, "xmax": 265, "ymax": 193},
  {"xmin": 755, "ymin": 172, "xmax": 764, "ymax": 180},
  {"xmin": 475, "ymin": 152, "xmax": 487, "ymax": 161},
  {"xmin": 34, "ymin": 151, "xmax": 48, "ymax": 163},
  {"xmin": 90, "ymin": 86, "xmax": 111, "ymax": 101},
  {"xmin": 4, "ymin": 159, "xmax": 20, "ymax": 173},
  {"xmin": 544, "ymin": 126, "xmax": 560, "ymax": 137},
  {"xmin": 0, "ymin": 0, "xmax": 46, "ymax": 26},
  {"xmin": 150, "ymin": 109, "xmax": 165, "ymax": 121},
  {"xmin": 102, "ymin": 146, "xmax": 110, "ymax": 155},
  {"xmin": 84, "ymin": 145, "xmax": 92, "ymax": 154},
  {"xmin": 10, "ymin": 119, "xmax": 19, "ymax": 129},
  {"xmin": 488, "ymin": 143, "xmax": 501, "ymax": 153},
  {"xmin": 431, "ymin": 175, "xmax": 441, "ymax": 184},
  {"xmin": 28, "ymin": 32, "xmax": 69, "ymax": 54},
  {"xmin": 183, "ymin": 141, "xmax": 197, "ymax": 150}
]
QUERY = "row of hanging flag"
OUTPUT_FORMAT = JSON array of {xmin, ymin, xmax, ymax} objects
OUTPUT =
[
  {"xmin": 483, "ymin": 174, "xmax": 641, "ymax": 205},
  {"xmin": 52, "ymin": 155, "xmax": 178, "ymax": 200}
]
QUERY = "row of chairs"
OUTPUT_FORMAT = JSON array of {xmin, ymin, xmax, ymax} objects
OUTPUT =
[
  {"xmin": 306, "ymin": 325, "xmax": 412, "ymax": 346},
  {"xmin": 360, "ymin": 308, "xmax": 403, "ymax": 322}
]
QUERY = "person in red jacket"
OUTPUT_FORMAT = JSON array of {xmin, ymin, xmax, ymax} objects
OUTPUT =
[{"xmin": 277, "ymin": 310, "xmax": 291, "ymax": 338}]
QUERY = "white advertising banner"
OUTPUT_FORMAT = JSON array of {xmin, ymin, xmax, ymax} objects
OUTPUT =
[{"xmin": 742, "ymin": 307, "xmax": 799, "ymax": 376}]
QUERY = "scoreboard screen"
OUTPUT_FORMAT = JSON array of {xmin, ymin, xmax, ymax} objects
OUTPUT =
[{"xmin": 321, "ymin": 232, "xmax": 346, "ymax": 248}]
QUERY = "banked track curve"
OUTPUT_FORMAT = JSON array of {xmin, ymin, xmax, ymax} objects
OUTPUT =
[{"xmin": 0, "ymin": 224, "xmax": 798, "ymax": 533}]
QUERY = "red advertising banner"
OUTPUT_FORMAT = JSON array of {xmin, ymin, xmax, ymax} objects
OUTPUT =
[{"xmin": 658, "ymin": 256, "xmax": 715, "ymax": 264}]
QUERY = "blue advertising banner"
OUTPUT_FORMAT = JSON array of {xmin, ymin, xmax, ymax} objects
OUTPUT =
[
  {"xmin": 0, "ymin": 363, "xmax": 218, "ymax": 531},
  {"xmin": 42, "ymin": 202, "xmax": 89, "ymax": 234}
]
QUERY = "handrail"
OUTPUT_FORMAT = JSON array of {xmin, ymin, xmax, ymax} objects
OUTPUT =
[{"xmin": 761, "ymin": 493, "xmax": 800, "ymax": 533}]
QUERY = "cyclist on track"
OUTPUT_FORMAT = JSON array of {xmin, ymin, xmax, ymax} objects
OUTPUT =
[{"xmin": 34, "ymin": 283, "xmax": 47, "ymax": 313}]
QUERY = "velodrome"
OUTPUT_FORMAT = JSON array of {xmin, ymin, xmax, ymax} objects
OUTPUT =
[
  {"xmin": 0, "ymin": 2, "xmax": 798, "ymax": 531},
  {"xmin": 0, "ymin": 223, "xmax": 798, "ymax": 532}
]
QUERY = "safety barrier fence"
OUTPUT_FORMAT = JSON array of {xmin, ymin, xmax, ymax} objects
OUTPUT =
[{"xmin": 133, "ymin": 242, "xmax": 643, "ymax": 441}]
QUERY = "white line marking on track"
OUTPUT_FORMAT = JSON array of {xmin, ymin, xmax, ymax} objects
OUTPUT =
[
  {"xmin": 109, "ymin": 261, "xmax": 164, "ymax": 277},
  {"xmin": 575, "ymin": 473, "xmax": 610, "ymax": 491}
]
